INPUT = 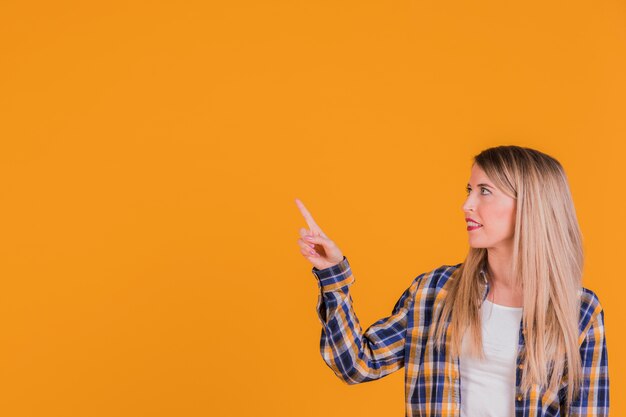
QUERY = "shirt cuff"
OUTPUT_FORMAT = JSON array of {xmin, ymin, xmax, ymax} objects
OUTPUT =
[{"xmin": 311, "ymin": 256, "xmax": 354, "ymax": 293}]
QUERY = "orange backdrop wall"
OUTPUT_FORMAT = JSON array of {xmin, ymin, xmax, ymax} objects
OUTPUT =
[{"xmin": 0, "ymin": 1, "xmax": 624, "ymax": 416}]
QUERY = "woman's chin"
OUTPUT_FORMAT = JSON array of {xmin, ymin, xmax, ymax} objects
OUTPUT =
[{"xmin": 467, "ymin": 239, "xmax": 487, "ymax": 249}]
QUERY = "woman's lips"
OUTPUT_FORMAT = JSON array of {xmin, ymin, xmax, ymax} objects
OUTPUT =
[{"xmin": 467, "ymin": 225, "xmax": 483, "ymax": 231}]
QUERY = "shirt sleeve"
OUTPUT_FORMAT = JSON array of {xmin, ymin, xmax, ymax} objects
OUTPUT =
[
  {"xmin": 565, "ymin": 304, "xmax": 609, "ymax": 416},
  {"xmin": 312, "ymin": 256, "xmax": 422, "ymax": 385}
]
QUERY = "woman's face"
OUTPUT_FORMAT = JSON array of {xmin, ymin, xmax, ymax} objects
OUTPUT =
[{"xmin": 462, "ymin": 164, "xmax": 517, "ymax": 250}]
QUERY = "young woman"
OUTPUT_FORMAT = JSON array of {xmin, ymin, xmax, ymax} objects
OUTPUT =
[{"xmin": 295, "ymin": 145, "xmax": 609, "ymax": 417}]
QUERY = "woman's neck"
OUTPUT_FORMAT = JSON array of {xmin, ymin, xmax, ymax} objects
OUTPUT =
[{"xmin": 486, "ymin": 248, "xmax": 523, "ymax": 307}]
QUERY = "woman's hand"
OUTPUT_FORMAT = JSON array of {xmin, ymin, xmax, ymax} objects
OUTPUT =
[{"xmin": 295, "ymin": 198, "xmax": 345, "ymax": 270}]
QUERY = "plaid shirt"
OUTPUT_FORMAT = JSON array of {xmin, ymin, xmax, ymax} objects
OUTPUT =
[{"xmin": 312, "ymin": 256, "xmax": 609, "ymax": 417}]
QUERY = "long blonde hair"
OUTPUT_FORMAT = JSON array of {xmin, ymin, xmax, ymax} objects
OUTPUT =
[{"xmin": 434, "ymin": 145, "xmax": 583, "ymax": 413}]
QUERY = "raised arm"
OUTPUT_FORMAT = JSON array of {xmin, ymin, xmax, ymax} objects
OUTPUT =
[
  {"xmin": 294, "ymin": 198, "xmax": 421, "ymax": 383},
  {"xmin": 312, "ymin": 257, "xmax": 423, "ymax": 384}
]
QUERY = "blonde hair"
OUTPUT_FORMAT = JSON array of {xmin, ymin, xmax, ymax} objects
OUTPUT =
[{"xmin": 434, "ymin": 145, "xmax": 583, "ymax": 413}]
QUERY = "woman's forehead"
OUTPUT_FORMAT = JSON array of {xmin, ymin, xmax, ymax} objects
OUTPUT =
[{"xmin": 468, "ymin": 165, "xmax": 494, "ymax": 186}]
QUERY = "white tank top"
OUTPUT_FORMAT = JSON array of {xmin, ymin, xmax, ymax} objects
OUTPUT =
[{"xmin": 459, "ymin": 299, "xmax": 523, "ymax": 417}]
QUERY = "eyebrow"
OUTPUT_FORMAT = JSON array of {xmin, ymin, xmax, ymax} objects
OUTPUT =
[{"xmin": 467, "ymin": 183, "xmax": 494, "ymax": 188}]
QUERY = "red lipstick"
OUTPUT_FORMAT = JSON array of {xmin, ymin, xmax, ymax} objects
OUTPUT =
[{"xmin": 465, "ymin": 217, "xmax": 483, "ymax": 231}]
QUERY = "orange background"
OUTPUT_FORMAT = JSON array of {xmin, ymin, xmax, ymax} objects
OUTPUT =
[{"xmin": 0, "ymin": 1, "xmax": 624, "ymax": 416}]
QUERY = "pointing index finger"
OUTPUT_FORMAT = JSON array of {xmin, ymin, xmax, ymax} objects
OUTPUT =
[{"xmin": 295, "ymin": 198, "xmax": 322, "ymax": 233}]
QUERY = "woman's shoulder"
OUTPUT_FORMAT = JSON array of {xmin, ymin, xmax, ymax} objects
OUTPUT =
[
  {"xmin": 409, "ymin": 262, "xmax": 462, "ymax": 294},
  {"xmin": 579, "ymin": 286, "xmax": 604, "ymax": 316},
  {"xmin": 578, "ymin": 286, "xmax": 605, "ymax": 334},
  {"xmin": 580, "ymin": 286, "xmax": 602, "ymax": 306},
  {"xmin": 401, "ymin": 263, "xmax": 462, "ymax": 313}
]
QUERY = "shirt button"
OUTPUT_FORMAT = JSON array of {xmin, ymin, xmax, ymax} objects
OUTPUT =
[
  {"xmin": 517, "ymin": 395, "xmax": 523, "ymax": 401},
  {"xmin": 518, "ymin": 364, "xmax": 524, "ymax": 369}
]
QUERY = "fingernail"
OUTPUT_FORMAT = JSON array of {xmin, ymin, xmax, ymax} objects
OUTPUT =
[{"xmin": 305, "ymin": 236, "xmax": 313, "ymax": 240}]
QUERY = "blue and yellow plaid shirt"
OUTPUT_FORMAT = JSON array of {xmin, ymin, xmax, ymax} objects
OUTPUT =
[{"xmin": 312, "ymin": 257, "xmax": 609, "ymax": 417}]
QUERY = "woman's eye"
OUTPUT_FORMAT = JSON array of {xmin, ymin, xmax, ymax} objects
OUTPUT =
[{"xmin": 465, "ymin": 187, "xmax": 490, "ymax": 195}]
